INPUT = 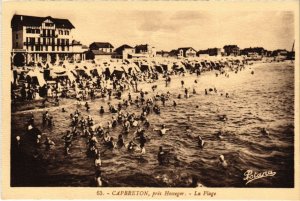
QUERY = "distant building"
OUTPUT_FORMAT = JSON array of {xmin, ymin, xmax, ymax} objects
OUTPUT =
[
  {"xmin": 156, "ymin": 50, "xmax": 170, "ymax": 57},
  {"xmin": 223, "ymin": 45, "xmax": 240, "ymax": 56},
  {"xmin": 113, "ymin": 44, "xmax": 135, "ymax": 59},
  {"xmin": 197, "ymin": 48, "xmax": 221, "ymax": 57},
  {"xmin": 134, "ymin": 44, "xmax": 156, "ymax": 58},
  {"xmin": 240, "ymin": 47, "xmax": 266, "ymax": 56},
  {"xmin": 178, "ymin": 47, "xmax": 197, "ymax": 58},
  {"xmin": 86, "ymin": 42, "xmax": 114, "ymax": 61},
  {"xmin": 169, "ymin": 49, "xmax": 179, "ymax": 57},
  {"xmin": 11, "ymin": 14, "xmax": 86, "ymax": 66},
  {"xmin": 89, "ymin": 42, "xmax": 114, "ymax": 53},
  {"xmin": 271, "ymin": 49, "xmax": 288, "ymax": 60}
]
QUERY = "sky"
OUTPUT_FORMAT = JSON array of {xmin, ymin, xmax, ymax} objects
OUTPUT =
[{"xmin": 11, "ymin": 7, "xmax": 295, "ymax": 51}]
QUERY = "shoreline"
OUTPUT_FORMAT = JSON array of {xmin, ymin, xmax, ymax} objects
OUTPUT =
[{"xmin": 11, "ymin": 60, "xmax": 267, "ymax": 114}]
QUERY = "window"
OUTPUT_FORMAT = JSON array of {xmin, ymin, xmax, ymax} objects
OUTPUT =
[
  {"xmin": 16, "ymin": 34, "xmax": 18, "ymax": 39},
  {"xmin": 65, "ymin": 31, "xmax": 69, "ymax": 35},
  {"xmin": 45, "ymin": 23, "xmax": 53, "ymax": 27},
  {"xmin": 16, "ymin": 42, "xmax": 18, "ymax": 48},
  {"xmin": 36, "ymin": 29, "xmax": 40, "ymax": 34}
]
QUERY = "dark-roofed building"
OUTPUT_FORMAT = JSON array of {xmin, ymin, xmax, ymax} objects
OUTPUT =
[
  {"xmin": 11, "ymin": 14, "xmax": 86, "ymax": 66},
  {"xmin": 197, "ymin": 48, "xmax": 221, "ymax": 57},
  {"xmin": 178, "ymin": 47, "xmax": 197, "ymax": 58},
  {"xmin": 156, "ymin": 50, "xmax": 170, "ymax": 57},
  {"xmin": 134, "ymin": 44, "xmax": 156, "ymax": 58},
  {"xmin": 240, "ymin": 47, "xmax": 266, "ymax": 56},
  {"xmin": 169, "ymin": 49, "xmax": 179, "ymax": 57},
  {"xmin": 223, "ymin": 45, "xmax": 240, "ymax": 56},
  {"xmin": 113, "ymin": 44, "xmax": 135, "ymax": 59},
  {"xmin": 86, "ymin": 42, "xmax": 115, "ymax": 61},
  {"xmin": 89, "ymin": 42, "xmax": 114, "ymax": 53}
]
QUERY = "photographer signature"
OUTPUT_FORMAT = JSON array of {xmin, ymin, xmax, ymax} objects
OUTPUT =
[{"xmin": 243, "ymin": 170, "xmax": 276, "ymax": 185}]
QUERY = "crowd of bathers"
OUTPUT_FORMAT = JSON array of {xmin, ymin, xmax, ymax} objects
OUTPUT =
[{"xmin": 13, "ymin": 60, "xmax": 267, "ymax": 187}]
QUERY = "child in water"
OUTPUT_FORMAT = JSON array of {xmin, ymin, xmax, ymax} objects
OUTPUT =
[{"xmin": 153, "ymin": 124, "xmax": 170, "ymax": 136}]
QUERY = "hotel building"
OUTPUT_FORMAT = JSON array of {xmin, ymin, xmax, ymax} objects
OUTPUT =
[{"xmin": 11, "ymin": 14, "xmax": 86, "ymax": 66}]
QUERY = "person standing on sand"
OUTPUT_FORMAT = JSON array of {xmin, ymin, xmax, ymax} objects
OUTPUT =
[{"xmin": 181, "ymin": 80, "xmax": 184, "ymax": 88}]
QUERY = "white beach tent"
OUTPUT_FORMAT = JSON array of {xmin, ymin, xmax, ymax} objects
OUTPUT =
[{"xmin": 26, "ymin": 68, "xmax": 46, "ymax": 86}]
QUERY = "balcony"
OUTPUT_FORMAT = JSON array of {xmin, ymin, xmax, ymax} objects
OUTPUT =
[
  {"xmin": 12, "ymin": 49, "xmax": 27, "ymax": 53},
  {"xmin": 40, "ymin": 34, "xmax": 58, "ymax": 38}
]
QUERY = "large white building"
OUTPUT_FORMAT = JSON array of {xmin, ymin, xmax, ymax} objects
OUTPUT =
[{"xmin": 11, "ymin": 14, "xmax": 86, "ymax": 66}]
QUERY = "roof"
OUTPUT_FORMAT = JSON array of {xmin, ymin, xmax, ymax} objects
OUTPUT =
[
  {"xmin": 178, "ymin": 47, "xmax": 196, "ymax": 53},
  {"xmin": 114, "ymin": 44, "xmax": 133, "ymax": 54},
  {"xmin": 72, "ymin": 40, "xmax": 82, "ymax": 45},
  {"xmin": 135, "ymin": 44, "xmax": 149, "ymax": 51},
  {"xmin": 169, "ymin": 49, "xmax": 179, "ymax": 55},
  {"xmin": 90, "ymin": 42, "xmax": 114, "ymax": 49},
  {"xmin": 11, "ymin": 14, "xmax": 75, "ymax": 29}
]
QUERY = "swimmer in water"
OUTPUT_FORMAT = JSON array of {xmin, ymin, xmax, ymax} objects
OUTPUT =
[
  {"xmin": 157, "ymin": 146, "xmax": 166, "ymax": 165},
  {"xmin": 173, "ymin": 100, "xmax": 177, "ymax": 108},
  {"xmin": 16, "ymin": 136, "xmax": 21, "ymax": 148},
  {"xmin": 44, "ymin": 137, "xmax": 55, "ymax": 150},
  {"xmin": 219, "ymin": 154, "xmax": 228, "ymax": 168},
  {"xmin": 217, "ymin": 130, "xmax": 224, "ymax": 139},
  {"xmin": 261, "ymin": 127, "xmax": 270, "ymax": 136},
  {"xmin": 85, "ymin": 102, "xmax": 90, "ymax": 111},
  {"xmin": 198, "ymin": 136, "xmax": 205, "ymax": 148},
  {"xmin": 153, "ymin": 124, "xmax": 171, "ymax": 136},
  {"xmin": 94, "ymin": 169, "xmax": 103, "ymax": 187},
  {"xmin": 144, "ymin": 118, "xmax": 150, "ymax": 128},
  {"xmin": 117, "ymin": 134, "xmax": 125, "ymax": 148},
  {"xmin": 218, "ymin": 114, "xmax": 228, "ymax": 121},
  {"xmin": 186, "ymin": 126, "xmax": 193, "ymax": 137},
  {"xmin": 95, "ymin": 153, "xmax": 102, "ymax": 169},
  {"xmin": 127, "ymin": 140, "xmax": 137, "ymax": 151}
]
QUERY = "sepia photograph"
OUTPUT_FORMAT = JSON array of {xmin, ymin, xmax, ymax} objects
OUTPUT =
[{"xmin": 1, "ymin": 0, "xmax": 300, "ymax": 200}]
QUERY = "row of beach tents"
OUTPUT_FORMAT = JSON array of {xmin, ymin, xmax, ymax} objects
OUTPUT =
[{"xmin": 12, "ymin": 57, "xmax": 245, "ymax": 86}]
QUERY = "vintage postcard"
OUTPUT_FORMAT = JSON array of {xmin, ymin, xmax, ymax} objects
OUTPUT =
[{"xmin": 1, "ymin": 0, "xmax": 299, "ymax": 200}]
